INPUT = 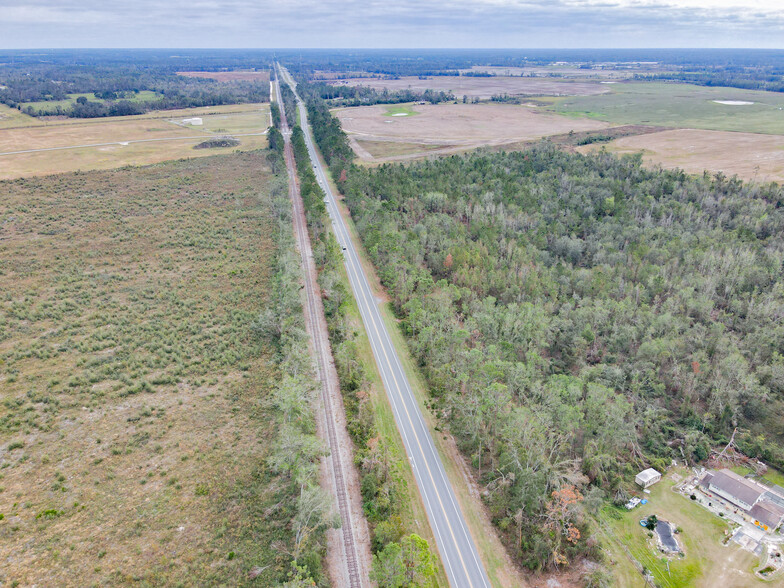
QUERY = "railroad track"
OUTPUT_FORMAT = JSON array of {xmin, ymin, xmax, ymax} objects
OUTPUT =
[{"xmin": 276, "ymin": 77, "xmax": 365, "ymax": 588}]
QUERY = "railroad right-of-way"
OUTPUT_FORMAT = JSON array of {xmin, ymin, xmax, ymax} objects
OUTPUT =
[
  {"xmin": 277, "ymin": 64, "xmax": 492, "ymax": 588},
  {"xmin": 274, "ymin": 73, "xmax": 370, "ymax": 588}
]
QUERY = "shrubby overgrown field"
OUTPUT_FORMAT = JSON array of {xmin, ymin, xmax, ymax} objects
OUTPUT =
[
  {"xmin": 0, "ymin": 153, "xmax": 331, "ymax": 586},
  {"xmin": 336, "ymin": 146, "xmax": 784, "ymax": 569}
]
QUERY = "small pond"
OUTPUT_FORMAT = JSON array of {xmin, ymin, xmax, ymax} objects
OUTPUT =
[{"xmin": 656, "ymin": 520, "xmax": 679, "ymax": 553}]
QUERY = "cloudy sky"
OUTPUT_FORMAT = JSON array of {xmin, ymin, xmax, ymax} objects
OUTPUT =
[{"xmin": 2, "ymin": 0, "xmax": 783, "ymax": 49}]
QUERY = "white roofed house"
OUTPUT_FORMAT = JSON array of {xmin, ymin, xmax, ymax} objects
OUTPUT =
[
  {"xmin": 699, "ymin": 469, "xmax": 784, "ymax": 533},
  {"xmin": 636, "ymin": 468, "xmax": 662, "ymax": 488},
  {"xmin": 706, "ymin": 470, "xmax": 765, "ymax": 511}
]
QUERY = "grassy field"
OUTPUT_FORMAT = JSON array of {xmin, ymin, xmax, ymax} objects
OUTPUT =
[
  {"xmin": 0, "ymin": 104, "xmax": 44, "ymax": 129},
  {"xmin": 550, "ymin": 82, "xmax": 784, "ymax": 134},
  {"xmin": 192, "ymin": 111, "xmax": 271, "ymax": 134},
  {"xmin": 578, "ymin": 128, "xmax": 784, "ymax": 183},
  {"xmin": 1, "ymin": 102, "xmax": 267, "ymax": 130},
  {"xmin": 0, "ymin": 153, "xmax": 299, "ymax": 586},
  {"xmin": 729, "ymin": 465, "xmax": 784, "ymax": 488},
  {"xmin": 598, "ymin": 471, "xmax": 762, "ymax": 588},
  {"xmin": 0, "ymin": 104, "xmax": 269, "ymax": 179},
  {"xmin": 383, "ymin": 105, "xmax": 419, "ymax": 117},
  {"xmin": 21, "ymin": 91, "xmax": 162, "ymax": 112},
  {"xmin": 355, "ymin": 139, "xmax": 449, "ymax": 159},
  {"xmin": 763, "ymin": 468, "xmax": 784, "ymax": 487}
]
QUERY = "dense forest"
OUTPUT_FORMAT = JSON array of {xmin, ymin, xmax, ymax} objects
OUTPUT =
[
  {"xmin": 308, "ymin": 81, "xmax": 454, "ymax": 106},
  {"xmin": 320, "ymin": 133, "xmax": 784, "ymax": 570},
  {"xmin": 276, "ymin": 48, "xmax": 784, "ymax": 77},
  {"xmin": 0, "ymin": 51, "xmax": 270, "ymax": 118}
]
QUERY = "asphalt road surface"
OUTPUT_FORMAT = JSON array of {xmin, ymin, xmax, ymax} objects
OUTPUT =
[
  {"xmin": 278, "ymin": 65, "xmax": 492, "ymax": 588},
  {"xmin": 273, "ymin": 74, "xmax": 366, "ymax": 588}
]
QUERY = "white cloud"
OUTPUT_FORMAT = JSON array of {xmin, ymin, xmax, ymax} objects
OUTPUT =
[
  {"xmin": 2, "ymin": 5, "xmax": 111, "ymax": 24},
  {"xmin": 1, "ymin": 0, "xmax": 783, "ymax": 47}
]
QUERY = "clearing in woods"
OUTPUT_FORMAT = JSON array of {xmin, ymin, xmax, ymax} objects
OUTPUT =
[
  {"xmin": 0, "ymin": 153, "xmax": 299, "ymax": 587},
  {"xmin": 598, "ymin": 470, "xmax": 763, "ymax": 588},
  {"xmin": 578, "ymin": 128, "xmax": 784, "ymax": 183},
  {"xmin": 0, "ymin": 103, "xmax": 270, "ymax": 179},
  {"xmin": 20, "ymin": 91, "xmax": 163, "ymax": 113},
  {"xmin": 334, "ymin": 102, "xmax": 610, "ymax": 161}
]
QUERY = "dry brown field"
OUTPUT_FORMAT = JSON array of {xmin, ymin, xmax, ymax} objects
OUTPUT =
[
  {"xmin": 312, "ymin": 70, "xmax": 377, "ymax": 80},
  {"xmin": 579, "ymin": 128, "xmax": 784, "ymax": 183},
  {"xmin": 0, "ymin": 153, "xmax": 297, "ymax": 587},
  {"xmin": 331, "ymin": 75, "xmax": 609, "ymax": 99},
  {"xmin": 0, "ymin": 104, "xmax": 270, "ymax": 179},
  {"xmin": 461, "ymin": 65, "xmax": 670, "ymax": 79},
  {"xmin": 177, "ymin": 70, "xmax": 270, "ymax": 83},
  {"xmin": 0, "ymin": 118, "xmax": 198, "ymax": 152},
  {"xmin": 335, "ymin": 102, "xmax": 610, "ymax": 161}
]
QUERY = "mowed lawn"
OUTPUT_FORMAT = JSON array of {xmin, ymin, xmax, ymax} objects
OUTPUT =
[
  {"xmin": 0, "ymin": 153, "xmax": 294, "ymax": 586},
  {"xmin": 597, "ymin": 472, "xmax": 763, "ymax": 588},
  {"xmin": 551, "ymin": 82, "xmax": 784, "ymax": 134}
]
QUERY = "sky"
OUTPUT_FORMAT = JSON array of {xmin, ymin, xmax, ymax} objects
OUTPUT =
[{"xmin": 2, "ymin": 0, "xmax": 783, "ymax": 49}]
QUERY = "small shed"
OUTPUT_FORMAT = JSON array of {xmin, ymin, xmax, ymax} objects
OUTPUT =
[
  {"xmin": 636, "ymin": 468, "xmax": 662, "ymax": 489},
  {"xmin": 182, "ymin": 117, "xmax": 203, "ymax": 126}
]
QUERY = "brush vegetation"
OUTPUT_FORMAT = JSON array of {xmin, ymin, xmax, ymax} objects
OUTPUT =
[{"xmin": 0, "ymin": 152, "xmax": 330, "ymax": 586}]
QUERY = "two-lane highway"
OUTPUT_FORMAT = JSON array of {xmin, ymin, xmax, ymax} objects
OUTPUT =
[
  {"xmin": 277, "ymin": 65, "xmax": 491, "ymax": 588},
  {"xmin": 274, "ymin": 73, "xmax": 367, "ymax": 588}
]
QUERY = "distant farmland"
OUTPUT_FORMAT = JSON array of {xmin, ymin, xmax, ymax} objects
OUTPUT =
[
  {"xmin": 335, "ymin": 102, "xmax": 609, "ymax": 161},
  {"xmin": 550, "ymin": 82, "xmax": 784, "ymax": 134},
  {"xmin": 580, "ymin": 128, "xmax": 784, "ymax": 183},
  {"xmin": 177, "ymin": 70, "xmax": 271, "ymax": 83},
  {"xmin": 0, "ymin": 103, "xmax": 270, "ymax": 179},
  {"xmin": 331, "ymin": 75, "xmax": 609, "ymax": 100}
]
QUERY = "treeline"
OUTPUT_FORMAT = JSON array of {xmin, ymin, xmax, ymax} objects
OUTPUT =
[
  {"xmin": 338, "ymin": 146, "xmax": 784, "ymax": 572},
  {"xmin": 0, "ymin": 54, "xmax": 270, "ymax": 118},
  {"xmin": 254, "ymin": 133, "xmax": 335, "ymax": 587},
  {"xmin": 274, "ymin": 48, "xmax": 784, "ymax": 79},
  {"xmin": 292, "ymin": 93, "xmax": 355, "ymax": 183},
  {"xmin": 307, "ymin": 81, "xmax": 454, "ymax": 107},
  {"xmin": 280, "ymin": 83, "xmax": 298, "ymax": 128},
  {"xmin": 647, "ymin": 70, "xmax": 784, "ymax": 93},
  {"xmin": 279, "ymin": 92, "xmax": 437, "ymax": 586}
]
